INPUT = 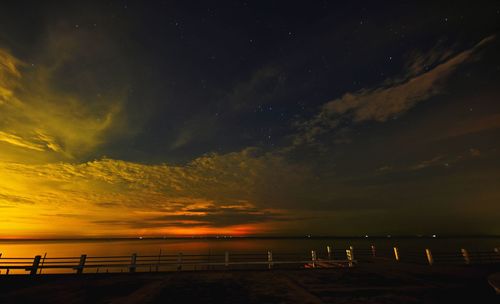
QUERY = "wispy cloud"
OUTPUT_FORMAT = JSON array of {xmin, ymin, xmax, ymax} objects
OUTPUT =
[
  {"xmin": 0, "ymin": 42, "xmax": 126, "ymax": 162},
  {"xmin": 293, "ymin": 35, "xmax": 495, "ymax": 146}
]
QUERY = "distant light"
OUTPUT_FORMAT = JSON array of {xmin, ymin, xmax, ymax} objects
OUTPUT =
[
  {"xmin": 365, "ymin": 235, "xmax": 369, "ymax": 238},
  {"xmin": 432, "ymin": 234, "xmax": 437, "ymax": 238},
  {"xmin": 139, "ymin": 236, "xmax": 143, "ymax": 240},
  {"xmin": 387, "ymin": 235, "xmax": 391, "ymax": 238}
]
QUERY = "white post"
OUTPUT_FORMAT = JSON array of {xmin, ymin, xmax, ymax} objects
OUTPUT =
[
  {"xmin": 267, "ymin": 251, "xmax": 273, "ymax": 269},
  {"xmin": 311, "ymin": 250, "xmax": 317, "ymax": 268},
  {"xmin": 393, "ymin": 247, "xmax": 400, "ymax": 262},
  {"xmin": 425, "ymin": 249, "xmax": 433, "ymax": 266},
  {"xmin": 225, "ymin": 251, "xmax": 229, "ymax": 267},
  {"xmin": 129, "ymin": 253, "xmax": 137, "ymax": 273},
  {"xmin": 177, "ymin": 253, "xmax": 183, "ymax": 271},
  {"xmin": 346, "ymin": 249, "xmax": 353, "ymax": 267},
  {"xmin": 461, "ymin": 249, "xmax": 470, "ymax": 265},
  {"xmin": 371, "ymin": 245, "xmax": 376, "ymax": 257},
  {"xmin": 156, "ymin": 249, "xmax": 161, "ymax": 272},
  {"xmin": 327, "ymin": 246, "xmax": 332, "ymax": 260},
  {"xmin": 349, "ymin": 246, "xmax": 355, "ymax": 260}
]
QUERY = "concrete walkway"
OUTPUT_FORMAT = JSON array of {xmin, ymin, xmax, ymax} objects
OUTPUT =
[{"xmin": 0, "ymin": 262, "xmax": 498, "ymax": 303}]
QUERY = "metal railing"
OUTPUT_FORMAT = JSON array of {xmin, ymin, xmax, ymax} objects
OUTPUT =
[
  {"xmin": 351, "ymin": 245, "xmax": 500, "ymax": 265},
  {"xmin": 0, "ymin": 249, "xmax": 356, "ymax": 275},
  {"xmin": 1, "ymin": 245, "xmax": 498, "ymax": 275}
]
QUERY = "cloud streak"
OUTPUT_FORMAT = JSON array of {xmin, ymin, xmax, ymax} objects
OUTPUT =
[
  {"xmin": 294, "ymin": 35, "xmax": 495, "ymax": 146},
  {"xmin": 0, "ymin": 43, "xmax": 126, "ymax": 162}
]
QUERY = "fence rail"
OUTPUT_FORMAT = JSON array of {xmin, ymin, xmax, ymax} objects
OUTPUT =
[
  {"xmin": 0, "ymin": 249, "xmax": 356, "ymax": 275},
  {"xmin": 0, "ymin": 245, "xmax": 499, "ymax": 275}
]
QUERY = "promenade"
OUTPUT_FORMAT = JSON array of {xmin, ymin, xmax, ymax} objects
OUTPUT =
[{"xmin": 0, "ymin": 261, "xmax": 498, "ymax": 304}]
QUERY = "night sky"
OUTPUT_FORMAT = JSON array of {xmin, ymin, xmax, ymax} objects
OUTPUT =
[{"xmin": 1, "ymin": 1, "xmax": 499, "ymax": 237}]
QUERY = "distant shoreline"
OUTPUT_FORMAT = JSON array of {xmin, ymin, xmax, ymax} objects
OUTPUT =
[{"xmin": 1, "ymin": 235, "xmax": 500, "ymax": 242}]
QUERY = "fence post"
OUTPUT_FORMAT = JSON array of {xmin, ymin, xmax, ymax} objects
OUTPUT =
[
  {"xmin": 156, "ymin": 249, "xmax": 161, "ymax": 272},
  {"xmin": 30, "ymin": 255, "xmax": 41, "ymax": 276},
  {"xmin": 461, "ymin": 249, "xmax": 470, "ymax": 265},
  {"xmin": 393, "ymin": 247, "xmax": 400, "ymax": 262},
  {"xmin": 346, "ymin": 249, "xmax": 353, "ymax": 267},
  {"xmin": 39, "ymin": 253, "xmax": 47, "ymax": 275},
  {"xmin": 425, "ymin": 248, "xmax": 433, "ymax": 266},
  {"xmin": 311, "ymin": 250, "xmax": 317, "ymax": 268},
  {"xmin": 225, "ymin": 251, "xmax": 229, "ymax": 268},
  {"xmin": 267, "ymin": 251, "xmax": 273, "ymax": 269},
  {"xmin": 177, "ymin": 253, "xmax": 183, "ymax": 271},
  {"xmin": 76, "ymin": 254, "xmax": 87, "ymax": 274},
  {"xmin": 129, "ymin": 253, "xmax": 137, "ymax": 273},
  {"xmin": 327, "ymin": 246, "xmax": 332, "ymax": 260},
  {"xmin": 349, "ymin": 246, "xmax": 355, "ymax": 260},
  {"xmin": 371, "ymin": 245, "xmax": 376, "ymax": 257}
]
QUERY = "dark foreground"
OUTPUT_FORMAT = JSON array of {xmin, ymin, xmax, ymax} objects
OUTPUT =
[{"xmin": 0, "ymin": 261, "xmax": 498, "ymax": 304}]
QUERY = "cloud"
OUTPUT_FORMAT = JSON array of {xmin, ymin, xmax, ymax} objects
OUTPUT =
[
  {"xmin": 293, "ymin": 35, "xmax": 495, "ymax": 146},
  {"xmin": 376, "ymin": 148, "xmax": 485, "ymax": 173},
  {"xmin": 224, "ymin": 66, "xmax": 286, "ymax": 111},
  {"xmin": 438, "ymin": 113, "xmax": 500, "ymax": 140},
  {"xmin": 0, "ymin": 131, "xmax": 46, "ymax": 151},
  {"xmin": 0, "ymin": 147, "xmax": 316, "ymax": 236},
  {"xmin": 0, "ymin": 42, "xmax": 127, "ymax": 162}
]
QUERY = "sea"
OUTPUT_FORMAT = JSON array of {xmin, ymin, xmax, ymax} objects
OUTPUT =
[{"xmin": 1, "ymin": 236, "xmax": 499, "ymax": 258}]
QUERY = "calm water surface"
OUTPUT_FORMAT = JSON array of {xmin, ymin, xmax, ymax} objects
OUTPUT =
[{"xmin": 1, "ymin": 237, "xmax": 499, "ymax": 257}]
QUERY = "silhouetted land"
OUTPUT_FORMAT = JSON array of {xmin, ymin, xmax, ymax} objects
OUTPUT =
[{"xmin": 0, "ymin": 261, "xmax": 498, "ymax": 304}]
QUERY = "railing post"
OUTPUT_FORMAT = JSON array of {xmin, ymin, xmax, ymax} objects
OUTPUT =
[
  {"xmin": 225, "ymin": 251, "xmax": 229, "ymax": 268},
  {"xmin": 346, "ymin": 249, "xmax": 353, "ymax": 267},
  {"xmin": 267, "ymin": 251, "xmax": 273, "ymax": 269},
  {"xmin": 327, "ymin": 246, "xmax": 332, "ymax": 260},
  {"xmin": 461, "ymin": 249, "xmax": 470, "ymax": 265},
  {"xmin": 156, "ymin": 249, "xmax": 162, "ymax": 272},
  {"xmin": 39, "ymin": 253, "xmax": 47, "ymax": 275},
  {"xmin": 76, "ymin": 254, "xmax": 87, "ymax": 274},
  {"xmin": 349, "ymin": 246, "xmax": 355, "ymax": 260},
  {"xmin": 311, "ymin": 250, "xmax": 317, "ymax": 268},
  {"xmin": 30, "ymin": 255, "xmax": 41, "ymax": 276},
  {"xmin": 129, "ymin": 253, "xmax": 137, "ymax": 273},
  {"xmin": 177, "ymin": 253, "xmax": 183, "ymax": 271},
  {"xmin": 425, "ymin": 248, "xmax": 433, "ymax": 266},
  {"xmin": 393, "ymin": 247, "xmax": 400, "ymax": 262},
  {"xmin": 371, "ymin": 245, "xmax": 376, "ymax": 257}
]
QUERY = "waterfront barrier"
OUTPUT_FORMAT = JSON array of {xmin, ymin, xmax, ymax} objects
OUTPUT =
[
  {"xmin": 0, "ymin": 250, "xmax": 356, "ymax": 275},
  {"xmin": 0, "ymin": 245, "xmax": 498, "ymax": 275}
]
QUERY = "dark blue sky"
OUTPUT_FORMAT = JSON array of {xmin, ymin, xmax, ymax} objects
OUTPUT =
[{"xmin": 0, "ymin": 1, "xmax": 499, "ymax": 237}]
